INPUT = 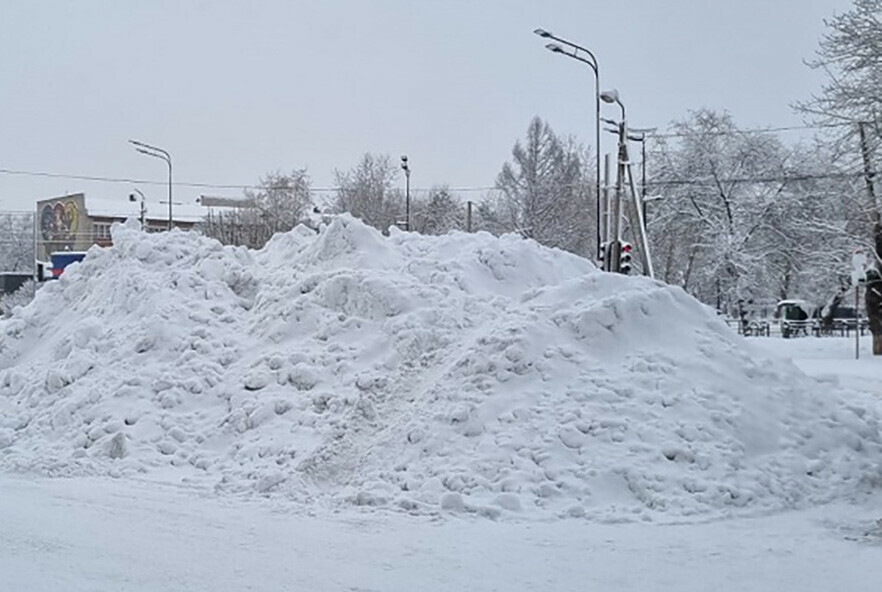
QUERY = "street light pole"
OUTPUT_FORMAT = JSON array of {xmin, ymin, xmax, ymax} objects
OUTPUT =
[
  {"xmin": 400, "ymin": 155, "xmax": 411, "ymax": 231},
  {"xmin": 534, "ymin": 28, "xmax": 602, "ymax": 261},
  {"xmin": 130, "ymin": 140, "xmax": 172, "ymax": 230},
  {"xmin": 600, "ymin": 89, "xmax": 627, "ymax": 271},
  {"xmin": 129, "ymin": 188, "xmax": 147, "ymax": 230}
]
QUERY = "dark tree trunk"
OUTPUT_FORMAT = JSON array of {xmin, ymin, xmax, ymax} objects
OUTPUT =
[{"xmin": 867, "ymin": 221, "xmax": 882, "ymax": 355}]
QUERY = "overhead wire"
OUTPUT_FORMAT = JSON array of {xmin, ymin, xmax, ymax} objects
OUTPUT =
[
  {"xmin": 0, "ymin": 121, "xmax": 871, "ymax": 195},
  {"xmin": 0, "ymin": 167, "xmax": 499, "ymax": 194}
]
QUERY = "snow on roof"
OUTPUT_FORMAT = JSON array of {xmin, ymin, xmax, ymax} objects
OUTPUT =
[
  {"xmin": 82, "ymin": 194, "xmax": 207, "ymax": 223},
  {"xmin": 0, "ymin": 215, "xmax": 879, "ymax": 520}
]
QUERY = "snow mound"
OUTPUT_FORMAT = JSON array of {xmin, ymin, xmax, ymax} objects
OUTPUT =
[{"xmin": 1, "ymin": 215, "xmax": 880, "ymax": 520}]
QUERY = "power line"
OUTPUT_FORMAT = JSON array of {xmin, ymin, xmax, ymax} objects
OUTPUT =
[
  {"xmin": 648, "ymin": 122, "xmax": 851, "ymax": 140},
  {"xmin": 645, "ymin": 170, "xmax": 868, "ymax": 187},
  {"xmin": 0, "ymin": 128, "xmax": 869, "ymax": 197},
  {"xmin": 0, "ymin": 167, "xmax": 498, "ymax": 194}
]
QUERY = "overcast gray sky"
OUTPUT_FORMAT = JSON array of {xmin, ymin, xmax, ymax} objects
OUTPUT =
[{"xmin": 0, "ymin": 0, "xmax": 855, "ymax": 212}]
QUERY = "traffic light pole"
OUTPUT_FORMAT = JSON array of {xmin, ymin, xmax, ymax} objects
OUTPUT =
[
  {"xmin": 604, "ymin": 122, "xmax": 628, "ymax": 273},
  {"xmin": 601, "ymin": 118, "xmax": 654, "ymax": 277}
]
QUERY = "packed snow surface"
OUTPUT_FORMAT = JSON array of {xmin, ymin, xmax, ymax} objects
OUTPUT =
[{"xmin": 1, "ymin": 216, "xmax": 880, "ymax": 520}]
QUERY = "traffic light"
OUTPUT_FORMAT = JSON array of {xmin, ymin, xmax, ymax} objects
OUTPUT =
[
  {"xmin": 619, "ymin": 242, "xmax": 633, "ymax": 274},
  {"xmin": 598, "ymin": 242, "xmax": 607, "ymax": 266}
]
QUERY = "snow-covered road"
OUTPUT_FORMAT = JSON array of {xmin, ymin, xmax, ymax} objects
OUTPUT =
[{"xmin": 2, "ymin": 473, "xmax": 881, "ymax": 592}]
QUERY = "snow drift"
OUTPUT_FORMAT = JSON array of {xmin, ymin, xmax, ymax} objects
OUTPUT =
[{"xmin": 0, "ymin": 216, "xmax": 880, "ymax": 520}]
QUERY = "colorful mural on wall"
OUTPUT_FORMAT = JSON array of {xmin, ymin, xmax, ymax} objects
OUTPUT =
[{"xmin": 40, "ymin": 200, "xmax": 79, "ymax": 247}]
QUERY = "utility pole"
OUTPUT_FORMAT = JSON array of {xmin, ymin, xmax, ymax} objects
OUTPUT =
[
  {"xmin": 603, "ymin": 153, "xmax": 611, "ymax": 246},
  {"xmin": 624, "ymin": 145, "xmax": 654, "ymax": 278},
  {"xmin": 641, "ymin": 137, "xmax": 647, "ymax": 222},
  {"xmin": 466, "ymin": 201, "xmax": 473, "ymax": 232}
]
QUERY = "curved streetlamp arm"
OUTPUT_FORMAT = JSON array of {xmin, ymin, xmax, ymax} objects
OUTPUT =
[
  {"xmin": 135, "ymin": 147, "xmax": 171, "ymax": 165},
  {"xmin": 535, "ymin": 29, "xmax": 598, "ymax": 71},
  {"xmin": 552, "ymin": 47, "xmax": 597, "ymax": 74},
  {"xmin": 130, "ymin": 139, "xmax": 171, "ymax": 161}
]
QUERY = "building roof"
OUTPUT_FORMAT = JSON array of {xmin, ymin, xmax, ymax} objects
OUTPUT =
[
  {"xmin": 37, "ymin": 192, "xmax": 213, "ymax": 224},
  {"xmin": 84, "ymin": 194, "xmax": 207, "ymax": 223},
  {"xmin": 197, "ymin": 195, "xmax": 255, "ymax": 208}
]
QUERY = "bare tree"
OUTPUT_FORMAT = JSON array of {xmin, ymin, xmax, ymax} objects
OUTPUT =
[
  {"xmin": 0, "ymin": 280, "xmax": 36, "ymax": 317},
  {"xmin": 200, "ymin": 170, "xmax": 312, "ymax": 248},
  {"xmin": 333, "ymin": 153, "xmax": 403, "ymax": 233},
  {"xmin": 648, "ymin": 110, "xmax": 833, "ymax": 313},
  {"xmin": 0, "ymin": 213, "xmax": 34, "ymax": 272},
  {"xmin": 411, "ymin": 185, "xmax": 466, "ymax": 235},
  {"xmin": 490, "ymin": 117, "xmax": 594, "ymax": 256}
]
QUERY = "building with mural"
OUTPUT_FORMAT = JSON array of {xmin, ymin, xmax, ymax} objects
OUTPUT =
[{"xmin": 35, "ymin": 192, "xmax": 204, "ymax": 261}]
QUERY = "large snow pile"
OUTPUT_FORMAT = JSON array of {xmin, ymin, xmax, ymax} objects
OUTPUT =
[{"xmin": 0, "ymin": 216, "xmax": 880, "ymax": 520}]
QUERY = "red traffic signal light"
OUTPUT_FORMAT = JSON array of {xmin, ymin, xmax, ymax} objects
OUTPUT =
[{"xmin": 620, "ymin": 242, "xmax": 633, "ymax": 274}]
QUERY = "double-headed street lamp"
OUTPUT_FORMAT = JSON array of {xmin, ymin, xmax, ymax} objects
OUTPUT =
[
  {"xmin": 130, "ymin": 140, "xmax": 173, "ymax": 231},
  {"xmin": 534, "ymin": 28, "xmax": 602, "ymax": 261}
]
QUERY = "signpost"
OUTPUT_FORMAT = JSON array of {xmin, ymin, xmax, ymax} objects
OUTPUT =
[{"xmin": 851, "ymin": 250, "xmax": 868, "ymax": 360}]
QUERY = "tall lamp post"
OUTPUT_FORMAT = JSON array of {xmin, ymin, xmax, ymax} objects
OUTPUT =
[
  {"xmin": 534, "ymin": 28, "xmax": 602, "ymax": 260},
  {"xmin": 600, "ymin": 88, "xmax": 626, "ymax": 265},
  {"xmin": 130, "ymin": 140, "xmax": 172, "ymax": 230},
  {"xmin": 400, "ymin": 155, "xmax": 411, "ymax": 231}
]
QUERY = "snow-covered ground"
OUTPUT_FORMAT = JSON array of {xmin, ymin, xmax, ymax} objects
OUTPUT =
[
  {"xmin": 752, "ymin": 333, "xmax": 882, "ymax": 393},
  {"xmin": 1, "ymin": 218, "xmax": 881, "ymax": 590},
  {"xmin": 1, "ymin": 471, "xmax": 881, "ymax": 592}
]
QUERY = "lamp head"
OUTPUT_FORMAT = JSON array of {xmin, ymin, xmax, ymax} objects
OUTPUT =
[
  {"xmin": 545, "ymin": 43, "xmax": 564, "ymax": 53},
  {"xmin": 600, "ymin": 89, "xmax": 620, "ymax": 104},
  {"xmin": 129, "ymin": 193, "xmax": 136, "ymax": 202},
  {"xmin": 533, "ymin": 28, "xmax": 552, "ymax": 38}
]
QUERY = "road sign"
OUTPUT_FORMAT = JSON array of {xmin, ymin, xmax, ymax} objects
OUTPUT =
[{"xmin": 851, "ymin": 250, "xmax": 868, "ymax": 286}]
